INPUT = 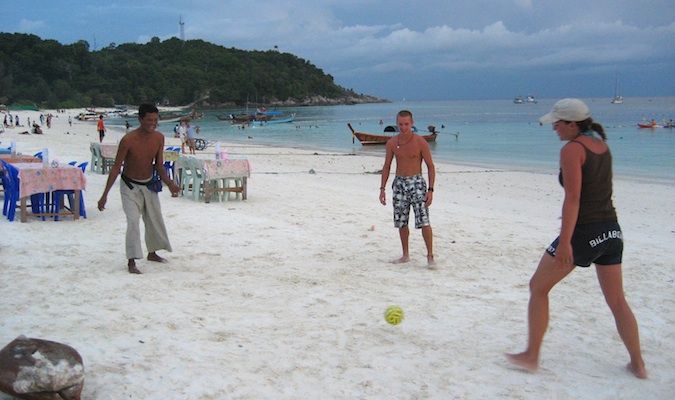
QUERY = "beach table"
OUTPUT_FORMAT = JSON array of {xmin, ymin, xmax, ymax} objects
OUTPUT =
[
  {"xmin": 0, "ymin": 154, "xmax": 42, "ymax": 165},
  {"xmin": 11, "ymin": 162, "xmax": 86, "ymax": 222},
  {"xmin": 180, "ymin": 155, "xmax": 250, "ymax": 203}
]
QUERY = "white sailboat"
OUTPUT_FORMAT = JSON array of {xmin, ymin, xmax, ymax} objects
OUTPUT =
[{"xmin": 611, "ymin": 74, "xmax": 623, "ymax": 104}]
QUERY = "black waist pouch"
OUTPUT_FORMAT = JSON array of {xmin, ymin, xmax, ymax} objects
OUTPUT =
[{"xmin": 122, "ymin": 174, "xmax": 163, "ymax": 193}]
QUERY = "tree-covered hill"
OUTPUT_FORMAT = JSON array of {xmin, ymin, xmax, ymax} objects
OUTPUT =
[{"xmin": 0, "ymin": 33, "xmax": 384, "ymax": 109}]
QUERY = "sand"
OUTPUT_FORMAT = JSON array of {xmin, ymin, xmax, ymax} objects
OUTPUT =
[{"xmin": 0, "ymin": 109, "xmax": 673, "ymax": 399}]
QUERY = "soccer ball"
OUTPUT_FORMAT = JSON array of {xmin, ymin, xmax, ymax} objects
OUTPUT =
[{"xmin": 384, "ymin": 306, "xmax": 404, "ymax": 325}]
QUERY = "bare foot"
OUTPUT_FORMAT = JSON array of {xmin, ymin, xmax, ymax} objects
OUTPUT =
[
  {"xmin": 505, "ymin": 353, "xmax": 539, "ymax": 372},
  {"xmin": 147, "ymin": 252, "xmax": 168, "ymax": 263},
  {"xmin": 392, "ymin": 255, "xmax": 410, "ymax": 264},
  {"xmin": 627, "ymin": 362, "xmax": 647, "ymax": 379},
  {"xmin": 128, "ymin": 260, "xmax": 142, "ymax": 274},
  {"xmin": 427, "ymin": 255, "xmax": 437, "ymax": 270}
]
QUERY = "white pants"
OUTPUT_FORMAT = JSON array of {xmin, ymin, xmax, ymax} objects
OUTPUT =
[{"xmin": 120, "ymin": 181, "xmax": 172, "ymax": 260}]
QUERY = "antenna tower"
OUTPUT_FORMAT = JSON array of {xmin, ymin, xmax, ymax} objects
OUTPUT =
[{"xmin": 179, "ymin": 15, "xmax": 185, "ymax": 42}]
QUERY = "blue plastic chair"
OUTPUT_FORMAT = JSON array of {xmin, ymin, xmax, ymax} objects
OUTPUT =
[
  {"xmin": 163, "ymin": 150, "xmax": 180, "ymax": 181},
  {"xmin": 51, "ymin": 162, "xmax": 88, "ymax": 220},
  {"xmin": 1, "ymin": 160, "xmax": 19, "ymax": 221}
]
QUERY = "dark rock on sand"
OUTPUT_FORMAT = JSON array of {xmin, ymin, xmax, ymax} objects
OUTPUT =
[{"xmin": 0, "ymin": 335, "xmax": 84, "ymax": 400}]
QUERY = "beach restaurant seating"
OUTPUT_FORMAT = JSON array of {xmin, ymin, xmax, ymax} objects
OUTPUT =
[
  {"xmin": 90, "ymin": 143, "xmax": 114, "ymax": 174},
  {"xmin": 1, "ymin": 160, "xmax": 21, "ymax": 221},
  {"xmin": 179, "ymin": 155, "xmax": 195, "ymax": 198},
  {"xmin": 1, "ymin": 160, "xmax": 48, "ymax": 221},
  {"xmin": 163, "ymin": 147, "xmax": 180, "ymax": 182},
  {"xmin": 50, "ymin": 162, "xmax": 88, "ymax": 221},
  {"xmin": 90, "ymin": 144, "xmax": 102, "ymax": 173},
  {"xmin": 188, "ymin": 157, "xmax": 207, "ymax": 201}
]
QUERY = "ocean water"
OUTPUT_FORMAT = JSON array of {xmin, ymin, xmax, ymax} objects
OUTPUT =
[{"xmin": 109, "ymin": 97, "xmax": 675, "ymax": 182}]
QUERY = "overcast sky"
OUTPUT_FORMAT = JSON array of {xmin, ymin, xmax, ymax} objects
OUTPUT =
[{"xmin": 1, "ymin": 0, "xmax": 673, "ymax": 101}]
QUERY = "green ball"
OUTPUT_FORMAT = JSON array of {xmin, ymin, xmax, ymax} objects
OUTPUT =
[{"xmin": 385, "ymin": 306, "xmax": 404, "ymax": 325}]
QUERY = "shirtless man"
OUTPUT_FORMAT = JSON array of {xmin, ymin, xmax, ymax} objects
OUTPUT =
[
  {"xmin": 380, "ymin": 110, "xmax": 436, "ymax": 268},
  {"xmin": 98, "ymin": 104, "xmax": 180, "ymax": 274}
]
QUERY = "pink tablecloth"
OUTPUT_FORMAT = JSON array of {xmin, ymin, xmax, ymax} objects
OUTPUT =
[
  {"xmin": 200, "ymin": 157, "xmax": 251, "ymax": 180},
  {"xmin": 12, "ymin": 163, "xmax": 87, "ymax": 198},
  {"xmin": 98, "ymin": 143, "xmax": 118, "ymax": 158}
]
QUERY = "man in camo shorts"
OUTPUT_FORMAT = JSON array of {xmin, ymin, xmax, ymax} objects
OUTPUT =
[{"xmin": 379, "ymin": 110, "xmax": 436, "ymax": 268}]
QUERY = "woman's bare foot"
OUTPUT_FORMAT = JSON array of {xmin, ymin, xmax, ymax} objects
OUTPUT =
[
  {"xmin": 392, "ymin": 255, "xmax": 410, "ymax": 264},
  {"xmin": 128, "ymin": 260, "xmax": 142, "ymax": 274},
  {"xmin": 147, "ymin": 252, "xmax": 168, "ymax": 263},
  {"xmin": 505, "ymin": 352, "xmax": 539, "ymax": 372},
  {"xmin": 427, "ymin": 255, "xmax": 437, "ymax": 270},
  {"xmin": 627, "ymin": 362, "xmax": 647, "ymax": 379}
]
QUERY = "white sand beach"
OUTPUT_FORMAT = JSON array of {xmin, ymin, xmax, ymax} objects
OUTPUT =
[{"xmin": 1, "ymin": 110, "xmax": 673, "ymax": 399}]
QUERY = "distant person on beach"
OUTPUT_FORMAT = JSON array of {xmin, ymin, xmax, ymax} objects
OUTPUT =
[
  {"xmin": 505, "ymin": 98, "xmax": 647, "ymax": 379},
  {"xmin": 186, "ymin": 120, "xmax": 196, "ymax": 154},
  {"xmin": 125, "ymin": 120, "xmax": 131, "ymax": 132},
  {"xmin": 32, "ymin": 122, "xmax": 43, "ymax": 134},
  {"xmin": 97, "ymin": 104, "xmax": 180, "ymax": 274},
  {"xmin": 379, "ymin": 110, "xmax": 436, "ymax": 268},
  {"xmin": 68, "ymin": 115, "xmax": 72, "ymax": 127},
  {"xmin": 97, "ymin": 115, "xmax": 106, "ymax": 143},
  {"xmin": 178, "ymin": 121, "xmax": 187, "ymax": 153}
]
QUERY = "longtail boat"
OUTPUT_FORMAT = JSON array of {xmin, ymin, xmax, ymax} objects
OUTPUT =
[{"xmin": 347, "ymin": 123, "xmax": 438, "ymax": 145}]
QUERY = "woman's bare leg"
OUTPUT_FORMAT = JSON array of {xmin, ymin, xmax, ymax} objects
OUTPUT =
[
  {"xmin": 595, "ymin": 264, "xmax": 647, "ymax": 378},
  {"xmin": 506, "ymin": 253, "xmax": 574, "ymax": 371}
]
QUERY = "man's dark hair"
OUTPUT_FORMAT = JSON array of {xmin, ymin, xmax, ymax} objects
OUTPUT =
[
  {"xmin": 138, "ymin": 104, "xmax": 159, "ymax": 118},
  {"xmin": 397, "ymin": 110, "xmax": 414, "ymax": 120}
]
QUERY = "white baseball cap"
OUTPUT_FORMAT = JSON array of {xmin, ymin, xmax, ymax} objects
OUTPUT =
[{"xmin": 539, "ymin": 98, "xmax": 590, "ymax": 125}]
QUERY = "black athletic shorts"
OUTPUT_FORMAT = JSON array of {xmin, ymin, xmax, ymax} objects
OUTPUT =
[{"xmin": 546, "ymin": 221, "xmax": 623, "ymax": 267}]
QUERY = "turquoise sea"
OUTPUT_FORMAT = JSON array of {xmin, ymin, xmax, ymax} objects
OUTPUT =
[{"xmin": 110, "ymin": 97, "xmax": 675, "ymax": 182}]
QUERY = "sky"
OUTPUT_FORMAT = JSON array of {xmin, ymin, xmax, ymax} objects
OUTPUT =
[{"xmin": 1, "ymin": 0, "xmax": 673, "ymax": 101}]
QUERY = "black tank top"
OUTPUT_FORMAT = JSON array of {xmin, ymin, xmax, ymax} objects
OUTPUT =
[{"xmin": 558, "ymin": 140, "xmax": 617, "ymax": 225}]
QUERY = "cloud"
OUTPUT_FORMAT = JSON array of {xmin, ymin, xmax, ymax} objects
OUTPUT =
[
  {"xmin": 18, "ymin": 19, "xmax": 45, "ymax": 32},
  {"xmin": 302, "ymin": 19, "xmax": 675, "ymax": 76},
  {"xmin": 513, "ymin": 0, "xmax": 533, "ymax": 9}
]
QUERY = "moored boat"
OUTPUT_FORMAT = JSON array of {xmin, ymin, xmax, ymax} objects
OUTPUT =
[
  {"xmin": 611, "ymin": 72, "xmax": 623, "ymax": 104},
  {"xmin": 514, "ymin": 94, "xmax": 537, "ymax": 104},
  {"xmin": 75, "ymin": 112, "xmax": 102, "ymax": 121},
  {"xmin": 218, "ymin": 112, "xmax": 274, "ymax": 123},
  {"xmin": 159, "ymin": 110, "xmax": 203, "ymax": 123},
  {"xmin": 242, "ymin": 113, "xmax": 296, "ymax": 126},
  {"xmin": 348, "ymin": 123, "xmax": 438, "ymax": 145}
]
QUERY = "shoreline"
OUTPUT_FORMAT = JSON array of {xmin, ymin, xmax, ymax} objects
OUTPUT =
[
  {"xmin": 2, "ymin": 108, "xmax": 674, "ymax": 189},
  {"xmin": 5, "ymin": 106, "xmax": 672, "ymax": 185}
]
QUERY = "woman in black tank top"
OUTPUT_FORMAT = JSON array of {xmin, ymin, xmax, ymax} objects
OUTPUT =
[{"xmin": 506, "ymin": 99, "xmax": 647, "ymax": 378}]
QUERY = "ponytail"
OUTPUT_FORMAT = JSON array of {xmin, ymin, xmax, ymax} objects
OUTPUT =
[{"xmin": 576, "ymin": 118, "xmax": 607, "ymax": 141}]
